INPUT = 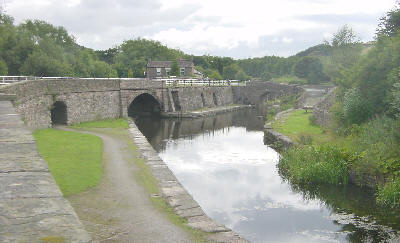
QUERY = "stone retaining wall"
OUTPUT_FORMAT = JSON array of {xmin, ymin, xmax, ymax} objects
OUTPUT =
[
  {"xmin": 0, "ymin": 100, "xmax": 91, "ymax": 243},
  {"xmin": 312, "ymin": 87, "xmax": 337, "ymax": 127}
]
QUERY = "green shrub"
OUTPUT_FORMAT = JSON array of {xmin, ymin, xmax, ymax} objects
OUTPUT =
[
  {"xmin": 279, "ymin": 145, "xmax": 354, "ymax": 185},
  {"xmin": 377, "ymin": 178, "xmax": 400, "ymax": 208},
  {"xmin": 343, "ymin": 88, "xmax": 372, "ymax": 125},
  {"xmin": 351, "ymin": 117, "xmax": 400, "ymax": 177}
]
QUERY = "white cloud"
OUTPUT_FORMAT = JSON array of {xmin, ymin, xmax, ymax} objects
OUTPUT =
[{"xmin": 4, "ymin": 0, "xmax": 398, "ymax": 57}]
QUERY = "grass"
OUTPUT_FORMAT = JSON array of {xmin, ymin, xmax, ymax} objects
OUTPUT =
[
  {"xmin": 271, "ymin": 109, "xmax": 333, "ymax": 144},
  {"xmin": 271, "ymin": 75, "xmax": 308, "ymax": 85},
  {"xmin": 71, "ymin": 118, "xmax": 129, "ymax": 129},
  {"xmin": 377, "ymin": 178, "xmax": 400, "ymax": 208},
  {"xmin": 33, "ymin": 129, "xmax": 103, "ymax": 197},
  {"xmin": 279, "ymin": 145, "xmax": 352, "ymax": 185}
]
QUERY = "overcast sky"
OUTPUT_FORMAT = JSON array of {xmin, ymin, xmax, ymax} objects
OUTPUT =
[{"xmin": 3, "ymin": 0, "xmax": 397, "ymax": 58}]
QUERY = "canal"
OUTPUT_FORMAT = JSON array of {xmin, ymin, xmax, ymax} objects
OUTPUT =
[{"xmin": 134, "ymin": 108, "xmax": 400, "ymax": 243}]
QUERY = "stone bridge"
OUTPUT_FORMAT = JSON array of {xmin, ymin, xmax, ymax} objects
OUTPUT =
[{"xmin": 0, "ymin": 78, "xmax": 302, "ymax": 129}]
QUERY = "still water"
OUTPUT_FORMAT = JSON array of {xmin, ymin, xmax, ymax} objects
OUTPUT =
[{"xmin": 135, "ymin": 109, "xmax": 400, "ymax": 243}]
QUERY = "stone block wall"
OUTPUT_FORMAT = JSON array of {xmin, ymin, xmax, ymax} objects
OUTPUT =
[
  {"xmin": 0, "ymin": 79, "xmax": 121, "ymax": 128},
  {"xmin": 171, "ymin": 86, "xmax": 233, "ymax": 111},
  {"xmin": 312, "ymin": 87, "xmax": 337, "ymax": 127},
  {"xmin": 232, "ymin": 81, "xmax": 303, "ymax": 105},
  {"xmin": 1, "ymin": 78, "xmax": 304, "ymax": 129}
]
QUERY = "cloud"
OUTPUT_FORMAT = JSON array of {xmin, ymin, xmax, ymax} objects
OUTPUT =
[{"xmin": 5, "ymin": 0, "xmax": 398, "ymax": 57}]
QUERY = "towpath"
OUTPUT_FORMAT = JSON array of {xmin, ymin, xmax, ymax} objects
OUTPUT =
[{"xmin": 62, "ymin": 127, "xmax": 194, "ymax": 243}]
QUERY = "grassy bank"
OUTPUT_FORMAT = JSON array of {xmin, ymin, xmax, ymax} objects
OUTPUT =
[
  {"xmin": 33, "ymin": 129, "xmax": 103, "ymax": 197},
  {"xmin": 271, "ymin": 109, "xmax": 333, "ymax": 144},
  {"xmin": 273, "ymin": 110, "xmax": 400, "ymax": 208}
]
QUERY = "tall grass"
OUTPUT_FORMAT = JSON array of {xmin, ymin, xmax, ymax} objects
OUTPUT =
[
  {"xmin": 377, "ymin": 178, "xmax": 400, "ymax": 208},
  {"xmin": 279, "ymin": 145, "xmax": 352, "ymax": 185}
]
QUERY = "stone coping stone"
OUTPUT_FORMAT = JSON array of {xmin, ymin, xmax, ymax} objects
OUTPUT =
[
  {"xmin": 0, "ymin": 142, "xmax": 40, "ymax": 159},
  {"xmin": 0, "ymin": 93, "xmax": 16, "ymax": 101},
  {"xmin": 0, "ymin": 197, "xmax": 91, "ymax": 243},
  {"xmin": 127, "ymin": 119, "xmax": 250, "ymax": 243},
  {"xmin": 161, "ymin": 105, "xmax": 252, "ymax": 118},
  {"xmin": 0, "ymin": 172, "xmax": 62, "ymax": 199},
  {"xmin": 0, "ymin": 128, "xmax": 35, "ymax": 143},
  {"xmin": 0, "ymin": 156, "xmax": 49, "ymax": 173}
]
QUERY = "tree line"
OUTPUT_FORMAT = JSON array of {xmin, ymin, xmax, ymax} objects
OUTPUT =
[{"xmin": 0, "ymin": 9, "xmax": 365, "ymax": 83}]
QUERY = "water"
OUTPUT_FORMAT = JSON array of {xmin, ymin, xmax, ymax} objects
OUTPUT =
[{"xmin": 134, "ymin": 109, "xmax": 400, "ymax": 243}]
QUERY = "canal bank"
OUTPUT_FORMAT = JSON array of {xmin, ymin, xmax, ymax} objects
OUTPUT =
[
  {"xmin": 161, "ymin": 104, "xmax": 252, "ymax": 118},
  {"xmin": 135, "ymin": 108, "xmax": 400, "ymax": 242}
]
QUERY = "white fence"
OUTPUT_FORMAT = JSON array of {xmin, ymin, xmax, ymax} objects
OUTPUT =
[
  {"xmin": 0, "ymin": 76, "xmax": 39, "ymax": 85},
  {"xmin": 162, "ymin": 78, "xmax": 246, "ymax": 87}
]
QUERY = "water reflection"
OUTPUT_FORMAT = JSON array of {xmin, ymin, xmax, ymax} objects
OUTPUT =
[{"xmin": 135, "ymin": 109, "xmax": 400, "ymax": 243}]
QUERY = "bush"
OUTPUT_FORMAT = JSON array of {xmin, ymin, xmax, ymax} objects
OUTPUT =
[
  {"xmin": 343, "ymin": 88, "xmax": 372, "ymax": 125},
  {"xmin": 377, "ymin": 178, "xmax": 400, "ymax": 208},
  {"xmin": 279, "ymin": 145, "xmax": 354, "ymax": 185}
]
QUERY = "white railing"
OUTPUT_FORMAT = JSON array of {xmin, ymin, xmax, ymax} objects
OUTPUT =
[
  {"xmin": 162, "ymin": 78, "xmax": 246, "ymax": 87},
  {"xmin": 0, "ymin": 76, "xmax": 39, "ymax": 85}
]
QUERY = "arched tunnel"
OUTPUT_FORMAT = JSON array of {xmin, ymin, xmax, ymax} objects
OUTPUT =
[
  {"xmin": 128, "ymin": 93, "xmax": 161, "ymax": 117},
  {"xmin": 51, "ymin": 101, "xmax": 68, "ymax": 125}
]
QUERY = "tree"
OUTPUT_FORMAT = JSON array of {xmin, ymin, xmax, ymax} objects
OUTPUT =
[
  {"xmin": 0, "ymin": 58, "xmax": 7, "ymax": 75},
  {"xmin": 170, "ymin": 60, "xmax": 180, "ymax": 76},
  {"xmin": 222, "ymin": 63, "xmax": 241, "ymax": 79},
  {"xmin": 377, "ymin": 2, "xmax": 400, "ymax": 37},
  {"xmin": 235, "ymin": 70, "xmax": 250, "ymax": 81},
  {"xmin": 128, "ymin": 68, "xmax": 134, "ymax": 78},
  {"xmin": 327, "ymin": 25, "xmax": 360, "ymax": 47},
  {"xmin": 292, "ymin": 56, "xmax": 326, "ymax": 83},
  {"xmin": 208, "ymin": 70, "xmax": 222, "ymax": 80}
]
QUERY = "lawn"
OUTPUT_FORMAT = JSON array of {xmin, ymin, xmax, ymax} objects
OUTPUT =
[
  {"xmin": 33, "ymin": 129, "xmax": 103, "ymax": 197},
  {"xmin": 271, "ymin": 109, "xmax": 332, "ymax": 144},
  {"xmin": 71, "ymin": 118, "xmax": 129, "ymax": 129}
]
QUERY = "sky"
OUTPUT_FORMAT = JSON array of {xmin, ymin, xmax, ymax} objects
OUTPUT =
[{"xmin": 2, "ymin": 0, "xmax": 398, "ymax": 58}]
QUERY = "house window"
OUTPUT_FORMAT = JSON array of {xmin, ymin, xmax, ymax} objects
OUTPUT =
[
  {"xmin": 156, "ymin": 68, "xmax": 161, "ymax": 76},
  {"xmin": 166, "ymin": 68, "xmax": 171, "ymax": 76},
  {"xmin": 180, "ymin": 68, "xmax": 185, "ymax": 76}
]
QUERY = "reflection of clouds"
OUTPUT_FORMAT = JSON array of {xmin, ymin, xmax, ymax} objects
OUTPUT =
[{"xmin": 159, "ymin": 127, "xmax": 341, "ymax": 242}]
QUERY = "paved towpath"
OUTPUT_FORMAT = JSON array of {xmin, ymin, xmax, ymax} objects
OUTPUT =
[{"xmin": 62, "ymin": 127, "xmax": 194, "ymax": 243}]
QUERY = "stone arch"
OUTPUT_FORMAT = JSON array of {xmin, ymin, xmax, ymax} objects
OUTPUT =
[
  {"xmin": 258, "ymin": 91, "xmax": 269, "ymax": 104},
  {"xmin": 51, "ymin": 101, "xmax": 68, "ymax": 125},
  {"xmin": 128, "ymin": 93, "xmax": 161, "ymax": 117}
]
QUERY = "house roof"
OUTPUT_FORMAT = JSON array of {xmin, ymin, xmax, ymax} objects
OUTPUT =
[{"xmin": 147, "ymin": 59, "xmax": 194, "ymax": 68}]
